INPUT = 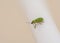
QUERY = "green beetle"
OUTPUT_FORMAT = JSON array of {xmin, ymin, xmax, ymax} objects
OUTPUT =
[{"xmin": 31, "ymin": 17, "xmax": 44, "ymax": 28}]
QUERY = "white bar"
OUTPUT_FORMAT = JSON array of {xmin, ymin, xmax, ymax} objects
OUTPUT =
[{"xmin": 21, "ymin": 0, "xmax": 60, "ymax": 43}]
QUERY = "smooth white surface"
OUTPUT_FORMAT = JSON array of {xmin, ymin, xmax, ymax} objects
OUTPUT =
[{"xmin": 21, "ymin": 0, "xmax": 60, "ymax": 43}]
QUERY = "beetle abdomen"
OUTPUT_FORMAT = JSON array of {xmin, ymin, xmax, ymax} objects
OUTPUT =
[{"xmin": 35, "ymin": 18, "xmax": 44, "ymax": 23}]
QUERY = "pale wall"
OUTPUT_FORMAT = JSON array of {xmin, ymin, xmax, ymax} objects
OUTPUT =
[
  {"xmin": 0, "ymin": 0, "xmax": 35, "ymax": 43},
  {"xmin": 48, "ymin": 0, "xmax": 60, "ymax": 31}
]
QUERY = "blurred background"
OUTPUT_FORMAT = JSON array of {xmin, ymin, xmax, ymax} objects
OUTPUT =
[
  {"xmin": 48, "ymin": 0, "xmax": 60, "ymax": 31},
  {"xmin": 0, "ymin": 0, "xmax": 60, "ymax": 43}
]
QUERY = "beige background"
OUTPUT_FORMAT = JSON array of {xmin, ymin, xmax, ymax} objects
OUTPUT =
[
  {"xmin": 0, "ymin": 0, "xmax": 60, "ymax": 43},
  {"xmin": 0, "ymin": 0, "xmax": 35, "ymax": 43},
  {"xmin": 48, "ymin": 0, "xmax": 60, "ymax": 31}
]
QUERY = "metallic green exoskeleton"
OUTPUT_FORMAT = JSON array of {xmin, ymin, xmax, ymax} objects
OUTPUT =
[{"xmin": 31, "ymin": 17, "xmax": 44, "ymax": 28}]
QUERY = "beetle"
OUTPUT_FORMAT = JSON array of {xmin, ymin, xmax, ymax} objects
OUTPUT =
[{"xmin": 31, "ymin": 17, "xmax": 44, "ymax": 28}]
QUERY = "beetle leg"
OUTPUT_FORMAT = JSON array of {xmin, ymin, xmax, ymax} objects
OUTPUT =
[{"xmin": 34, "ymin": 24, "xmax": 36, "ymax": 29}]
